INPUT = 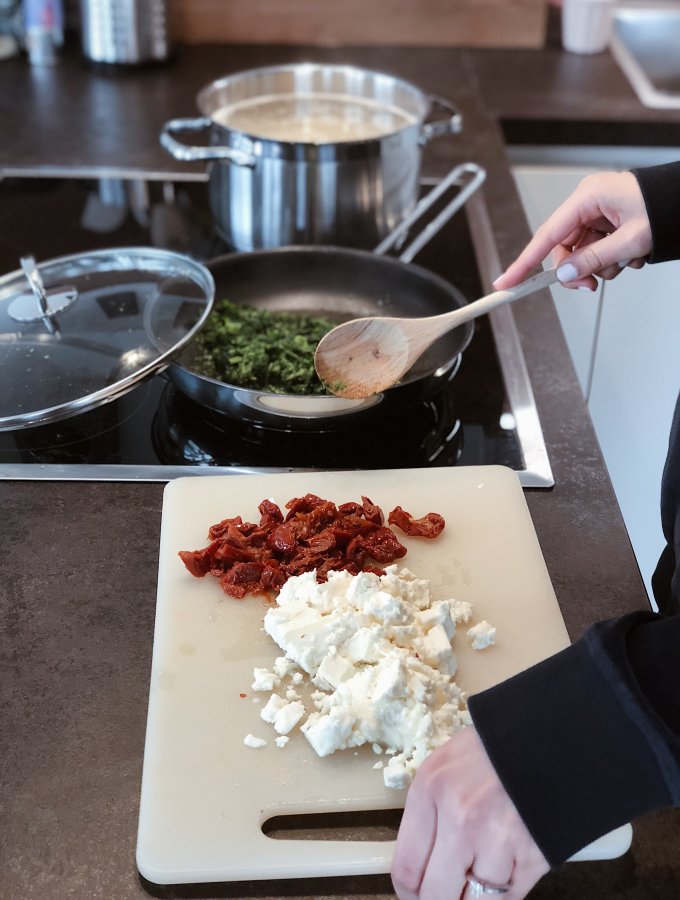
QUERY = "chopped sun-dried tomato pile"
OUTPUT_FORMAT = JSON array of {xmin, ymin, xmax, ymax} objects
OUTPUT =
[{"xmin": 178, "ymin": 493, "xmax": 445, "ymax": 600}]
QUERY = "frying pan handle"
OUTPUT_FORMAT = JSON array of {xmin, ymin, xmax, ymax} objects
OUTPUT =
[
  {"xmin": 160, "ymin": 117, "xmax": 257, "ymax": 167},
  {"xmin": 373, "ymin": 162, "xmax": 487, "ymax": 263},
  {"xmin": 419, "ymin": 95, "xmax": 463, "ymax": 145}
]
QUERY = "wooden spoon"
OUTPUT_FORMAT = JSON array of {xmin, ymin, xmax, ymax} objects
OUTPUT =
[{"xmin": 314, "ymin": 267, "xmax": 559, "ymax": 399}]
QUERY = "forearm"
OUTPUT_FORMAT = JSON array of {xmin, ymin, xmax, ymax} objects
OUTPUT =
[{"xmin": 468, "ymin": 610, "xmax": 680, "ymax": 868}]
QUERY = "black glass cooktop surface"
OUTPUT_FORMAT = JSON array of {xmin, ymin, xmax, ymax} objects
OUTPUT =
[{"xmin": 0, "ymin": 175, "xmax": 552, "ymax": 486}]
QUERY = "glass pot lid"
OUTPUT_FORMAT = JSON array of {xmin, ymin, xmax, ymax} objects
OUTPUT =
[{"xmin": 0, "ymin": 247, "xmax": 215, "ymax": 431}]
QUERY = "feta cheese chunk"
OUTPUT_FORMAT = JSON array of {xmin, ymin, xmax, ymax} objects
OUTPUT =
[
  {"xmin": 383, "ymin": 753, "xmax": 413, "ymax": 789},
  {"xmin": 450, "ymin": 599, "xmax": 473, "ymax": 624},
  {"xmin": 273, "ymin": 656, "xmax": 298, "ymax": 679},
  {"xmin": 260, "ymin": 693, "xmax": 287, "ymax": 724},
  {"xmin": 252, "ymin": 667, "xmax": 279, "ymax": 692},
  {"xmin": 467, "ymin": 620, "xmax": 496, "ymax": 650},
  {"xmin": 314, "ymin": 647, "xmax": 356, "ymax": 690},
  {"xmin": 302, "ymin": 707, "xmax": 356, "ymax": 757},
  {"xmin": 273, "ymin": 700, "xmax": 305, "ymax": 735},
  {"xmin": 243, "ymin": 734, "xmax": 267, "ymax": 749}
]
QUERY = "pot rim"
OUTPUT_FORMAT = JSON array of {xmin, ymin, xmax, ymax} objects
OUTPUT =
[{"xmin": 195, "ymin": 61, "xmax": 432, "ymax": 153}]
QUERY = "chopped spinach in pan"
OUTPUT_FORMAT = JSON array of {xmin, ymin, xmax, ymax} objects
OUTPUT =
[{"xmin": 189, "ymin": 299, "xmax": 337, "ymax": 395}]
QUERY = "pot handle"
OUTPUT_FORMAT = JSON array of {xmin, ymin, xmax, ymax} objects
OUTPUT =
[
  {"xmin": 159, "ymin": 117, "xmax": 257, "ymax": 167},
  {"xmin": 374, "ymin": 162, "xmax": 486, "ymax": 263},
  {"xmin": 419, "ymin": 96, "xmax": 463, "ymax": 145}
]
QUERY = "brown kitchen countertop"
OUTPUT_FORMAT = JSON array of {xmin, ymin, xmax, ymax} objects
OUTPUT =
[{"xmin": 2, "ymin": 29, "xmax": 680, "ymax": 900}]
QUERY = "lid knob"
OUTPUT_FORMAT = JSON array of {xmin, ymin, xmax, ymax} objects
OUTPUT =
[{"xmin": 7, "ymin": 256, "xmax": 78, "ymax": 333}]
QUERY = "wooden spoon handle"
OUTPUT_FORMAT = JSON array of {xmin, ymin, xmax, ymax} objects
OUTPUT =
[
  {"xmin": 463, "ymin": 266, "xmax": 559, "ymax": 318},
  {"xmin": 409, "ymin": 267, "xmax": 560, "ymax": 348}
]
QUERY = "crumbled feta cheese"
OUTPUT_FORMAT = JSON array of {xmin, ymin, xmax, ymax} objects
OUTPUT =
[
  {"xmin": 273, "ymin": 656, "xmax": 298, "ymax": 678},
  {"xmin": 416, "ymin": 599, "xmax": 456, "ymax": 638},
  {"xmin": 260, "ymin": 693, "xmax": 287, "ymax": 724},
  {"xmin": 414, "ymin": 623, "xmax": 456, "ymax": 672},
  {"xmin": 275, "ymin": 735, "xmax": 289, "ymax": 748},
  {"xmin": 273, "ymin": 700, "xmax": 305, "ymax": 735},
  {"xmin": 314, "ymin": 647, "xmax": 357, "ymax": 691},
  {"xmin": 383, "ymin": 753, "xmax": 412, "ymax": 789},
  {"xmin": 450, "ymin": 599, "xmax": 473, "ymax": 624},
  {"xmin": 302, "ymin": 707, "xmax": 356, "ymax": 757},
  {"xmin": 467, "ymin": 620, "xmax": 496, "ymax": 650},
  {"xmin": 243, "ymin": 734, "xmax": 267, "ymax": 748},
  {"xmin": 252, "ymin": 667, "xmax": 279, "ymax": 692},
  {"xmin": 250, "ymin": 565, "xmax": 495, "ymax": 787},
  {"xmin": 343, "ymin": 625, "xmax": 384, "ymax": 663}
]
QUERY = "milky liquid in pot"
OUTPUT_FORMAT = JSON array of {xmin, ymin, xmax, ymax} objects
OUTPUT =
[{"xmin": 211, "ymin": 92, "xmax": 418, "ymax": 143}]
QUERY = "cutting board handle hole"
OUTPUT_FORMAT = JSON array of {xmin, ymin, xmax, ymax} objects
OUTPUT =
[{"xmin": 262, "ymin": 809, "xmax": 402, "ymax": 842}]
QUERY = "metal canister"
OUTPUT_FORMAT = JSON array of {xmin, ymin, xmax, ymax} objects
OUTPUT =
[
  {"xmin": 23, "ymin": 0, "xmax": 64, "ymax": 65},
  {"xmin": 79, "ymin": 0, "xmax": 169, "ymax": 66}
]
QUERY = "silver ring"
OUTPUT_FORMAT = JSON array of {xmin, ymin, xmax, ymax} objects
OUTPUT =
[{"xmin": 465, "ymin": 874, "xmax": 512, "ymax": 896}]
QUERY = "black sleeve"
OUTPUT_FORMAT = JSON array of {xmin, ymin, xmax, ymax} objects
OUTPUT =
[
  {"xmin": 631, "ymin": 161, "xmax": 680, "ymax": 263},
  {"xmin": 469, "ymin": 386, "xmax": 680, "ymax": 867},
  {"xmin": 468, "ymin": 612, "xmax": 680, "ymax": 868}
]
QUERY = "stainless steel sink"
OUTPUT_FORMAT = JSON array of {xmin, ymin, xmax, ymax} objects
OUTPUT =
[{"xmin": 610, "ymin": 3, "xmax": 680, "ymax": 108}]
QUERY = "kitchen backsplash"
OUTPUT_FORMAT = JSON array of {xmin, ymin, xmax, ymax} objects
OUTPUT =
[{"xmin": 167, "ymin": 0, "xmax": 548, "ymax": 48}]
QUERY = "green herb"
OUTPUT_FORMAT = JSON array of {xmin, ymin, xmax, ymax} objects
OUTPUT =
[
  {"xmin": 323, "ymin": 380, "xmax": 348, "ymax": 394},
  {"xmin": 190, "ymin": 299, "xmax": 337, "ymax": 395}
]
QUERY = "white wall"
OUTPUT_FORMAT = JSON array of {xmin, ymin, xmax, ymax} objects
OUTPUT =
[{"xmin": 512, "ymin": 151, "xmax": 680, "ymax": 603}]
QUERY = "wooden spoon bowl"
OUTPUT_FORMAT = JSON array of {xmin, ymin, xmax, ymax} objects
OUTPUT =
[{"xmin": 315, "ymin": 267, "xmax": 558, "ymax": 399}]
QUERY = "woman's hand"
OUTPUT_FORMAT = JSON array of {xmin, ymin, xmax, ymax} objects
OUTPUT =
[
  {"xmin": 391, "ymin": 727, "xmax": 549, "ymax": 900},
  {"xmin": 493, "ymin": 171, "xmax": 653, "ymax": 292}
]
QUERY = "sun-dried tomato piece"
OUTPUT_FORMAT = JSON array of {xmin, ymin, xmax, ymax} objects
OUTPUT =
[
  {"xmin": 178, "ymin": 493, "xmax": 445, "ymax": 599},
  {"xmin": 267, "ymin": 523, "xmax": 297, "ymax": 554},
  {"xmin": 304, "ymin": 530, "xmax": 336, "ymax": 554},
  {"xmin": 337, "ymin": 501, "xmax": 364, "ymax": 517},
  {"xmin": 212, "ymin": 542, "xmax": 253, "ymax": 566},
  {"xmin": 284, "ymin": 493, "xmax": 329, "ymax": 520},
  {"xmin": 350, "ymin": 526, "xmax": 408, "ymax": 564},
  {"xmin": 220, "ymin": 561, "xmax": 264, "ymax": 598},
  {"xmin": 289, "ymin": 501, "xmax": 338, "ymax": 539},
  {"xmin": 258, "ymin": 498, "xmax": 283, "ymax": 529},
  {"xmin": 388, "ymin": 507, "xmax": 446, "ymax": 538},
  {"xmin": 178, "ymin": 539, "xmax": 224, "ymax": 577},
  {"xmin": 260, "ymin": 562, "xmax": 287, "ymax": 594},
  {"xmin": 207, "ymin": 516, "xmax": 245, "ymax": 540},
  {"xmin": 361, "ymin": 496, "xmax": 383, "ymax": 525}
]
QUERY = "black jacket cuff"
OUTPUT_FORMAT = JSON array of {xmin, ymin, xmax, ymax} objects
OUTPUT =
[
  {"xmin": 632, "ymin": 162, "xmax": 680, "ymax": 264},
  {"xmin": 468, "ymin": 612, "xmax": 676, "ymax": 868}
]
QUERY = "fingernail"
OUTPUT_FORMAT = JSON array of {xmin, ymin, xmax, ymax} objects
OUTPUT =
[
  {"xmin": 578, "ymin": 285, "xmax": 595, "ymax": 292},
  {"xmin": 618, "ymin": 259, "xmax": 631, "ymax": 268},
  {"xmin": 492, "ymin": 277, "xmax": 503, "ymax": 288},
  {"xmin": 557, "ymin": 262, "xmax": 578, "ymax": 283}
]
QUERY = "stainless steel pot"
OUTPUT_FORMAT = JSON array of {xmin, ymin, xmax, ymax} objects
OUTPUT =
[{"xmin": 160, "ymin": 63, "xmax": 462, "ymax": 251}]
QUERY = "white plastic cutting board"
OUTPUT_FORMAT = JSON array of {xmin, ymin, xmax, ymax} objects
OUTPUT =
[{"xmin": 137, "ymin": 466, "xmax": 631, "ymax": 884}]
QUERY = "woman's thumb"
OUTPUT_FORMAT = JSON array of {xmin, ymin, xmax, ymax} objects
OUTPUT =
[{"xmin": 556, "ymin": 227, "xmax": 647, "ymax": 283}]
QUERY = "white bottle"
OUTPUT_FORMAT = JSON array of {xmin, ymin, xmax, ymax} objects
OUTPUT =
[{"xmin": 23, "ymin": 0, "xmax": 64, "ymax": 64}]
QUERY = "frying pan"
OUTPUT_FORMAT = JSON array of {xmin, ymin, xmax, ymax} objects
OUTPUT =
[{"xmin": 168, "ymin": 163, "xmax": 486, "ymax": 427}]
